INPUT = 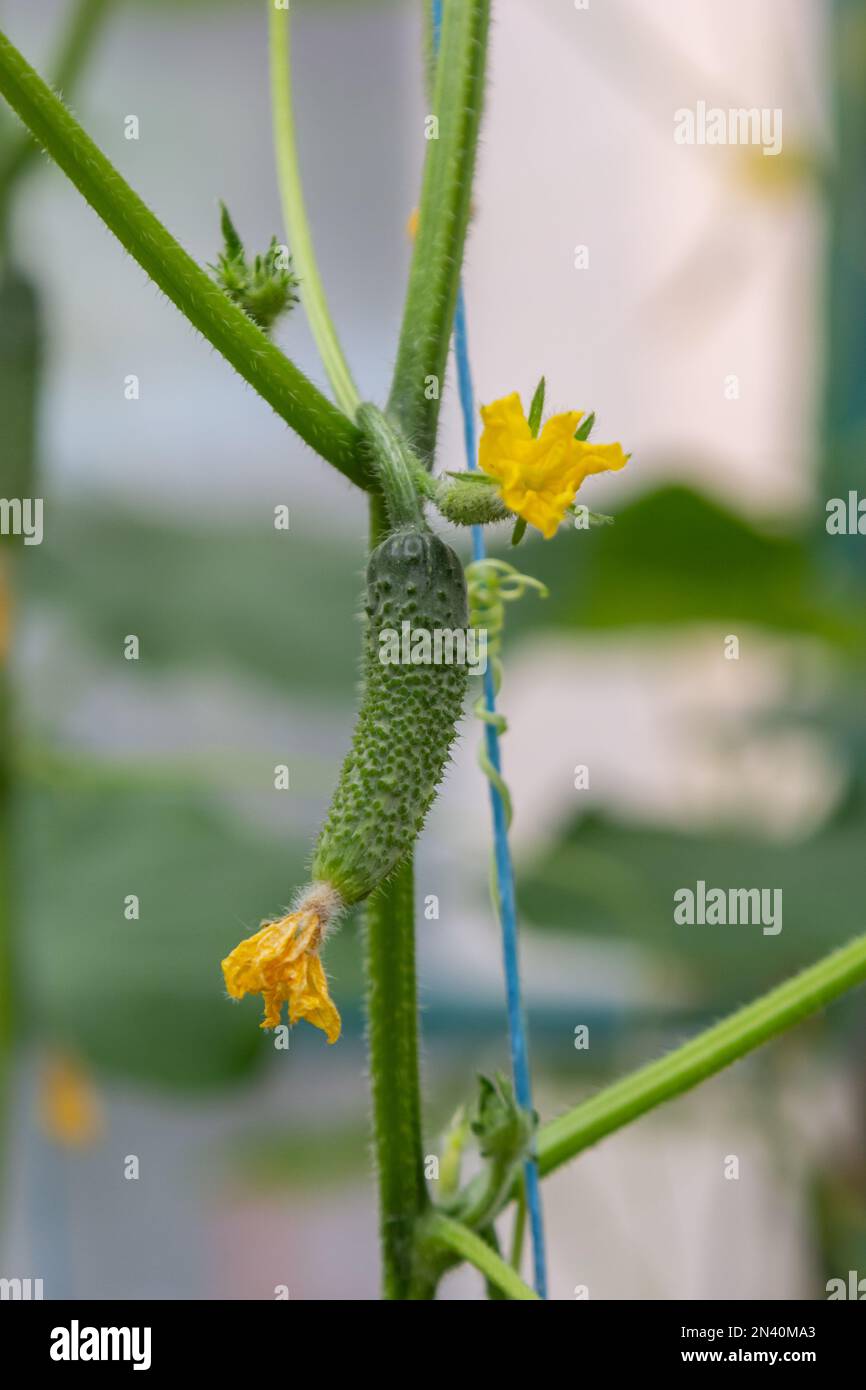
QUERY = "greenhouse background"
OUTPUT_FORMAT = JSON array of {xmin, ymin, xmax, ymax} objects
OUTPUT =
[{"xmin": 1, "ymin": 0, "xmax": 865, "ymax": 1300}]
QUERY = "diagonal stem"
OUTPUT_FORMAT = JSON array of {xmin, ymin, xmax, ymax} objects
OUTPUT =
[
  {"xmin": 533, "ymin": 931, "xmax": 866, "ymax": 1183},
  {"xmin": 0, "ymin": 29, "xmax": 368, "ymax": 485},
  {"xmin": 268, "ymin": 2, "xmax": 361, "ymax": 418}
]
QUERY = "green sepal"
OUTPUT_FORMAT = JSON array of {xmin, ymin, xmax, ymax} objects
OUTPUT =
[
  {"xmin": 218, "ymin": 201, "xmax": 244, "ymax": 261},
  {"xmin": 566, "ymin": 504, "xmax": 615, "ymax": 529},
  {"xmin": 527, "ymin": 376, "xmax": 545, "ymax": 437},
  {"xmin": 510, "ymin": 517, "xmax": 527, "ymax": 546},
  {"xmin": 574, "ymin": 410, "xmax": 595, "ymax": 441},
  {"xmin": 443, "ymin": 469, "xmax": 498, "ymax": 484}
]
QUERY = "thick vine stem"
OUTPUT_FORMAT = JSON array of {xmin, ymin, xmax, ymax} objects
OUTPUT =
[
  {"xmin": 363, "ymin": 495, "xmax": 431, "ymax": 1299},
  {"xmin": 364, "ymin": 854, "xmax": 431, "ymax": 1299},
  {"xmin": 387, "ymin": 0, "xmax": 490, "ymax": 464},
  {"xmin": 0, "ymin": 29, "xmax": 367, "ymax": 484},
  {"xmin": 357, "ymin": 404, "xmax": 427, "ymax": 531}
]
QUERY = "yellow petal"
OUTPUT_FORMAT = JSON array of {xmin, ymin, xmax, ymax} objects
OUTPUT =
[
  {"xmin": 536, "ymin": 410, "xmax": 584, "ymax": 449},
  {"xmin": 478, "ymin": 393, "xmax": 533, "ymax": 484},
  {"xmin": 574, "ymin": 440, "xmax": 629, "ymax": 478}
]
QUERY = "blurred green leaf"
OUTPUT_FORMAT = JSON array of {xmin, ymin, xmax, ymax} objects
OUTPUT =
[
  {"xmin": 519, "ymin": 789, "xmax": 866, "ymax": 1008},
  {"xmin": 497, "ymin": 485, "xmax": 863, "ymax": 647},
  {"xmin": 221, "ymin": 1119, "xmax": 371, "ymax": 1193},
  {"xmin": 24, "ymin": 505, "xmax": 366, "ymax": 703}
]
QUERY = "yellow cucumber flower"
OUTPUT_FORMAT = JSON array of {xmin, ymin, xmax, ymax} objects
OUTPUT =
[
  {"xmin": 221, "ymin": 884, "xmax": 342, "ymax": 1042},
  {"xmin": 478, "ymin": 392, "xmax": 627, "ymax": 538}
]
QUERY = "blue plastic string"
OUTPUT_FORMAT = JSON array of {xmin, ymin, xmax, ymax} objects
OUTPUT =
[{"xmin": 432, "ymin": 0, "xmax": 548, "ymax": 1300}]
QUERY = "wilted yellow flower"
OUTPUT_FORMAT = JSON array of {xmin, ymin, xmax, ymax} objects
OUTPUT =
[
  {"xmin": 39, "ymin": 1053, "xmax": 103, "ymax": 1148},
  {"xmin": 406, "ymin": 206, "xmax": 420, "ymax": 241},
  {"xmin": 479, "ymin": 392, "xmax": 627, "ymax": 538},
  {"xmin": 221, "ymin": 885, "xmax": 342, "ymax": 1042}
]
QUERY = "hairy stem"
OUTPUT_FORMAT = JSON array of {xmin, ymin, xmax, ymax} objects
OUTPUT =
[
  {"xmin": 359, "ymin": 0, "xmax": 492, "ymax": 1299},
  {"xmin": 421, "ymin": 1212, "xmax": 540, "ymax": 1301},
  {"xmin": 364, "ymin": 857, "xmax": 429, "ymax": 1299},
  {"xmin": 357, "ymin": 403, "xmax": 426, "ymax": 530},
  {"xmin": 268, "ymin": 1, "xmax": 361, "ymax": 418},
  {"xmin": 0, "ymin": 29, "xmax": 367, "ymax": 484},
  {"xmin": 387, "ymin": 0, "xmax": 490, "ymax": 464},
  {"xmin": 363, "ymin": 498, "xmax": 429, "ymax": 1299},
  {"xmin": 535, "ymin": 932, "xmax": 866, "ymax": 1182}
]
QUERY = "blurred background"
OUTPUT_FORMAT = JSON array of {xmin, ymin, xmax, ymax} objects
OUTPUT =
[{"xmin": 1, "ymin": 0, "xmax": 865, "ymax": 1300}]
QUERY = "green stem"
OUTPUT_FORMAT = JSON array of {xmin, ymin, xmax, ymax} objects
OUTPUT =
[
  {"xmin": 509, "ymin": 1175, "xmax": 527, "ymax": 1270},
  {"xmin": 421, "ymin": 1212, "xmax": 540, "ymax": 1301},
  {"xmin": 387, "ymin": 0, "xmax": 490, "ymax": 464},
  {"xmin": 359, "ymin": 0, "xmax": 492, "ymax": 1299},
  {"xmin": 364, "ymin": 477, "xmax": 429, "ymax": 1299},
  {"xmin": 439, "ymin": 1110, "xmax": 469, "ymax": 1199},
  {"xmin": 268, "ymin": 1, "xmax": 361, "ymax": 418},
  {"xmin": 364, "ymin": 857, "xmax": 430, "ymax": 1299},
  {"xmin": 357, "ymin": 403, "xmax": 426, "ymax": 530},
  {"xmin": 0, "ymin": 28, "xmax": 368, "ymax": 485},
  {"xmin": 536, "ymin": 932, "xmax": 866, "ymax": 1181},
  {"xmin": 0, "ymin": 0, "xmax": 112, "ymax": 213}
]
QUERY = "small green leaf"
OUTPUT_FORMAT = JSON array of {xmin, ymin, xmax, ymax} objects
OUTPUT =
[{"xmin": 510, "ymin": 517, "xmax": 528, "ymax": 546}]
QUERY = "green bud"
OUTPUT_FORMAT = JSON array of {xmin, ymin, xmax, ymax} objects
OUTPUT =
[
  {"xmin": 435, "ymin": 472, "xmax": 511, "ymax": 527},
  {"xmin": 440, "ymin": 1073, "xmax": 536, "ymax": 1232},
  {"xmin": 471, "ymin": 1072, "xmax": 535, "ymax": 1162},
  {"xmin": 209, "ymin": 202, "xmax": 299, "ymax": 334}
]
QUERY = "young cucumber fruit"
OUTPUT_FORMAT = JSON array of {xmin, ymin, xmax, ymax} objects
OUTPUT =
[{"xmin": 312, "ymin": 524, "xmax": 468, "ymax": 905}]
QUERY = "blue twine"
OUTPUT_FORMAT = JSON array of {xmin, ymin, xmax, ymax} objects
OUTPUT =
[{"xmin": 432, "ymin": 0, "xmax": 548, "ymax": 1300}]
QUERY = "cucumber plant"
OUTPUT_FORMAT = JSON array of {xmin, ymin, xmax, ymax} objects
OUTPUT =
[{"xmin": 2, "ymin": 1, "xmax": 866, "ymax": 1302}]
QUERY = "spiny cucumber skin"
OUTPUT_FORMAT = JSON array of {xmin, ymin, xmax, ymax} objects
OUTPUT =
[{"xmin": 312, "ymin": 528, "xmax": 469, "ymax": 905}]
